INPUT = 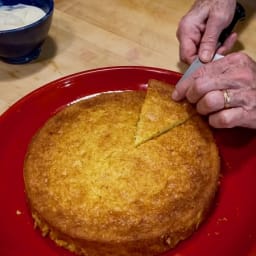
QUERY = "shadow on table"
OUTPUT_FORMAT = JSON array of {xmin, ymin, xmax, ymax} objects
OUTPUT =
[
  {"xmin": 0, "ymin": 35, "xmax": 58, "ymax": 81},
  {"xmin": 0, "ymin": 16, "xmax": 74, "ymax": 81}
]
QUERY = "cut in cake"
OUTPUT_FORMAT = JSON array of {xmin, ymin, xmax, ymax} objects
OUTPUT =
[{"xmin": 135, "ymin": 79, "xmax": 196, "ymax": 146}]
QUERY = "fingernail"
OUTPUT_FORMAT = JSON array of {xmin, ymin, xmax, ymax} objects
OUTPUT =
[
  {"xmin": 172, "ymin": 90, "xmax": 179, "ymax": 101},
  {"xmin": 200, "ymin": 50, "xmax": 212, "ymax": 62}
]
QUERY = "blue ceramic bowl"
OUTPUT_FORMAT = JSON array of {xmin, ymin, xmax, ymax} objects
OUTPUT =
[{"xmin": 0, "ymin": 0, "xmax": 54, "ymax": 64}]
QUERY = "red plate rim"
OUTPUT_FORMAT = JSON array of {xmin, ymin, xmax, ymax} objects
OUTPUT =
[{"xmin": 0, "ymin": 66, "xmax": 256, "ymax": 256}]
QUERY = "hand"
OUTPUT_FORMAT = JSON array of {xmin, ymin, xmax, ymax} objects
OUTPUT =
[
  {"xmin": 176, "ymin": 0, "xmax": 237, "ymax": 64},
  {"xmin": 172, "ymin": 52, "xmax": 256, "ymax": 129}
]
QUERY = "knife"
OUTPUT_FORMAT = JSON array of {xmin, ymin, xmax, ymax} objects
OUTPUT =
[{"xmin": 177, "ymin": 2, "xmax": 246, "ymax": 83}]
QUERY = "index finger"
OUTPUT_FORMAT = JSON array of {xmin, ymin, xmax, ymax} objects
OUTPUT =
[
  {"xmin": 172, "ymin": 55, "xmax": 233, "ymax": 102},
  {"xmin": 179, "ymin": 38, "xmax": 198, "ymax": 65},
  {"xmin": 172, "ymin": 73, "xmax": 195, "ymax": 101}
]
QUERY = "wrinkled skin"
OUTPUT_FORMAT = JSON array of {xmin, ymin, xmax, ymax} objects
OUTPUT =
[
  {"xmin": 174, "ymin": 0, "xmax": 256, "ymax": 129},
  {"xmin": 172, "ymin": 52, "xmax": 256, "ymax": 128},
  {"xmin": 176, "ymin": 0, "xmax": 237, "ymax": 64}
]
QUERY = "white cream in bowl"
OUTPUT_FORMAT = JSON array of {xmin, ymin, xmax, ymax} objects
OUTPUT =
[{"xmin": 0, "ymin": 4, "xmax": 46, "ymax": 30}]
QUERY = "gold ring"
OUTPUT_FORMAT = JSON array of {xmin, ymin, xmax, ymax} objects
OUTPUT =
[{"xmin": 223, "ymin": 90, "xmax": 231, "ymax": 109}]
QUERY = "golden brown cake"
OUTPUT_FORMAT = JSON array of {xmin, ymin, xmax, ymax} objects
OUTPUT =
[
  {"xmin": 24, "ymin": 80, "xmax": 220, "ymax": 256},
  {"xmin": 135, "ymin": 79, "xmax": 196, "ymax": 146}
]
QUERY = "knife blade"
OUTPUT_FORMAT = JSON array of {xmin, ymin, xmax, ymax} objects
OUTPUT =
[{"xmin": 177, "ymin": 2, "xmax": 245, "ymax": 84}]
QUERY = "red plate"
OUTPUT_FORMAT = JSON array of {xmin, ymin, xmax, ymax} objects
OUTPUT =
[{"xmin": 0, "ymin": 66, "xmax": 256, "ymax": 256}]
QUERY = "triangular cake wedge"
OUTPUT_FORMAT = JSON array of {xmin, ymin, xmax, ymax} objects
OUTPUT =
[{"xmin": 135, "ymin": 79, "xmax": 196, "ymax": 146}]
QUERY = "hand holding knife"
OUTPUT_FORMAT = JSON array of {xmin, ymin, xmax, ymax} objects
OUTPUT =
[
  {"xmin": 177, "ymin": 2, "xmax": 245, "ymax": 84},
  {"xmin": 172, "ymin": 1, "xmax": 256, "ymax": 129}
]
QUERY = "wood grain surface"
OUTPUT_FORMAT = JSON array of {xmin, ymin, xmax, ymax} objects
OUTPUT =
[{"xmin": 0, "ymin": 0, "xmax": 255, "ymax": 114}]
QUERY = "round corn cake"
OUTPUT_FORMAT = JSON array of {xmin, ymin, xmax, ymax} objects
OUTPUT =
[{"xmin": 24, "ymin": 90, "xmax": 220, "ymax": 256}]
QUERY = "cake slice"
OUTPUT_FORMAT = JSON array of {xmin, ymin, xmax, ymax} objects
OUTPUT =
[{"xmin": 135, "ymin": 79, "xmax": 196, "ymax": 146}]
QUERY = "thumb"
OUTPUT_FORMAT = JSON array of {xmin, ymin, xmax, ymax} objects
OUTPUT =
[{"xmin": 199, "ymin": 16, "xmax": 223, "ymax": 63}]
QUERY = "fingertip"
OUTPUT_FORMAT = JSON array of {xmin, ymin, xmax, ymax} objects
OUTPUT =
[
  {"xmin": 199, "ymin": 50, "xmax": 214, "ymax": 63},
  {"xmin": 209, "ymin": 108, "xmax": 241, "ymax": 128},
  {"xmin": 171, "ymin": 90, "xmax": 180, "ymax": 101},
  {"xmin": 208, "ymin": 114, "xmax": 218, "ymax": 128},
  {"xmin": 179, "ymin": 48, "xmax": 190, "ymax": 65},
  {"xmin": 185, "ymin": 55, "xmax": 197, "ymax": 65},
  {"xmin": 179, "ymin": 38, "xmax": 198, "ymax": 64}
]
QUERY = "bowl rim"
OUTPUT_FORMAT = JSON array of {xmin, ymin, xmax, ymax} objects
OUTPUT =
[{"xmin": 0, "ymin": 0, "xmax": 54, "ymax": 34}]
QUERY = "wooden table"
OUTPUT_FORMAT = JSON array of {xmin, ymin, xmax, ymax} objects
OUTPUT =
[{"xmin": 0, "ymin": 0, "xmax": 255, "ymax": 114}]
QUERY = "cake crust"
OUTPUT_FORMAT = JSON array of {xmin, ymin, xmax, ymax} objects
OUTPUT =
[{"xmin": 24, "ymin": 83, "xmax": 220, "ymax": 256}]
